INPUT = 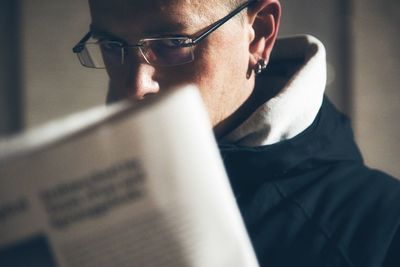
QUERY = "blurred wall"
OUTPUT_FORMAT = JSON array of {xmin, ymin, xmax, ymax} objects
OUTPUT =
[
  {"xmin": 10, "ymin": 0, "xmax": 400, "ymax": 177},
  {"xmin": 275, "ymin": 0, "xmax": 400, "ymax": 178},
  {"xmin": 352, "ymin": 0, "xmax": 400, "ymax": 177},
  {"xmin": 22, "ymin": 0, "xmax": 107, "ymax": 127},
  {"xmin": 279, "ymin": 0, "xmax": 352, "ymax": 115}
]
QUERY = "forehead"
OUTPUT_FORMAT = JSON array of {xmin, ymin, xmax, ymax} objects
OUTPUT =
[{"xmin": 89, "ymin": 0, "xmax": 223, "ymax": 38}]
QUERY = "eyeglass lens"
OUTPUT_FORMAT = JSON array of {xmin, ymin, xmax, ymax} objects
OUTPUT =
[
  {"xmin": 140, "ymin": 39, "xmax": 194, "ymax": 66},
  {"xmin": 77, "ymin": 37, "xmax": 195, "ymax": 68}
]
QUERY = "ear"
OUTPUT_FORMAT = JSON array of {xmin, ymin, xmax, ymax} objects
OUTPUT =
[{"xmin": 247, "ymin": 0, "xmax": 281, "ymax": 70}]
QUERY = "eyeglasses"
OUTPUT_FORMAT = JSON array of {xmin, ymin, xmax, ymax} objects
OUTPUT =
[{"xmin": 72, "ymin": 0, "xmax": 258, "ymax": 68}]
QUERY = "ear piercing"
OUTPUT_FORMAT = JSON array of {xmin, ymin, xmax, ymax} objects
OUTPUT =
[{"xmin": 255, "ymin": 59, "xmax": 268, "ymax": 74}]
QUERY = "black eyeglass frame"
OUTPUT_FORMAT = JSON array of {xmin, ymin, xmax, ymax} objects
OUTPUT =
[{"xmin": 72, "ymin": 0, "xmax": 259, "ymax": 66}]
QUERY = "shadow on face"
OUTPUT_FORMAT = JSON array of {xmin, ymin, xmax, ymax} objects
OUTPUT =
[{"xmin": 90, "ymin": 0, "xmax": 257, "ymax": 135}]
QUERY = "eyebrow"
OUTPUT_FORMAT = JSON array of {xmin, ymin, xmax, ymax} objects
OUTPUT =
[
  {"xmin": 89, "ymin": 25, "xmax": 124, "ymax": 40},
  {"xmin": 89, "ymin": 22, "xmax": 190, "ymax": 41},
  {"xmin": 143, "ymin": 22, "xmax": 189, "ymax": 37}
]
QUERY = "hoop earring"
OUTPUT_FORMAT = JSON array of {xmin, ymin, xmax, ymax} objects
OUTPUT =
[{"xmin": 255, "ymin": 59, "xmax": 268, "ymax": 75}]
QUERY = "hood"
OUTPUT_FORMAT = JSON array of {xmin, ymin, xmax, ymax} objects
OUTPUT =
[
  {"xmin": 219, "ymin": 97, "xmax": 364, "ymax": 196},
  {"xmin": 218, "ymin": 35, "xmax": 363, "ymax": 195},
  {"xmin": 220, "ymin": 35, "xmax": 327, "ymax": 146}
]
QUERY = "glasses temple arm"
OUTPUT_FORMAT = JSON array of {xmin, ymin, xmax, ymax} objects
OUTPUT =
[
  {"xmin": 72, "ymin": 32, "xmax": 92, "ymax": 53},
  {"xmin": 191, "ymin": 0, "xmax": 258, "ymax": 45}
]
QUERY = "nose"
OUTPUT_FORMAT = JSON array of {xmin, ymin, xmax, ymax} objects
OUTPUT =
[{"xmin": 126, "ymin": 62, "xmax": 160, "ymax": 100}]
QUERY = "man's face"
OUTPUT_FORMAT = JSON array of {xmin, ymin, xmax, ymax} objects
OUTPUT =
[{"xmin": 89, "ymin": 0, "xmax": 255, "ymax": 135}]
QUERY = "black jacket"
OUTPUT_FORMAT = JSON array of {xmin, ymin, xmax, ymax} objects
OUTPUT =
[{"xmin": 219, "ymin": 97, "xmax": 400, "ymax": 267}]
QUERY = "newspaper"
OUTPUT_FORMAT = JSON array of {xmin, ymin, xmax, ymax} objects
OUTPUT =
[{"xmin": 0, "ymin": 86, "xmax": 259, "ymax": 267}]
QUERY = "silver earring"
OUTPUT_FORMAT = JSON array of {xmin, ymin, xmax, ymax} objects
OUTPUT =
[{"xmin": 255, "ymin": 59, "xmax": 267, "ymax": 74}]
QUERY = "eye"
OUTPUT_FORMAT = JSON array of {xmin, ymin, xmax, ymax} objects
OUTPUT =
[
  {"xmin": 99, "ymin": 40, "xmax": 123, "ymax": 50},
  {"xmin": 159, "ymin": 38, "xmax": 191, "ymax": 48}
]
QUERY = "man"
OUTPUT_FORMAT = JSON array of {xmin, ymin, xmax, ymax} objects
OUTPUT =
[{"xmin": 73, "ymin": 0, "xmax": 400, "ymax": 266}]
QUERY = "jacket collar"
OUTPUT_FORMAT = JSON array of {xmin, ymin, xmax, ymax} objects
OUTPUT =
[{"xmin": 220, "ymin": 35, "xmax": 327, "ymax": 146}]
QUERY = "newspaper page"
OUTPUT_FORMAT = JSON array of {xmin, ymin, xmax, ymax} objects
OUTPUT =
[{"xmin": 0, "ymin": 86, "xmax": 259, "ymax": 267}]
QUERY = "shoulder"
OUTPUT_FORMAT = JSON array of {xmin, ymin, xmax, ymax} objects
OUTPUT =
[{"xmin": 282, "ymin": 162, "xmax": 400, "ymax": 266}]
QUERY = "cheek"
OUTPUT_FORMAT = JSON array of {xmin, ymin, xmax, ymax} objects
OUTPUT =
[
  {"xmin": 156, "ymin": 64, "xmax": 201, "ymax": 90},
  {"xmin": 153, "ymin": 44, "xmax": 215, "ymax": 89},
  {"xmin": 106, "ymin": 65, "xmax": 127, "ymax": 97},
  {"xmin": 193, "ymin": 31, "xmax": 251, "ymax": 122},
  {"xmin": 188, "ymin": 49, "xmax": 226, "ymax": 120},
  {"xmin": 194, "ymin": 34, "xmax": 246, "ymax": 94},
  {"xmin": 106, "ymin": 66, "xmax": 123, "ymax": 83}
]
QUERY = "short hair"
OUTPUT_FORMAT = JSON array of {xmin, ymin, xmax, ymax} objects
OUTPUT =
[
  {"xmin": 220, "ymin": 0, "xmax": 248, "ymax": 21},
  {"xmin": 226, "ymin": 0, "xmax": 243, "ymax": 9}
]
